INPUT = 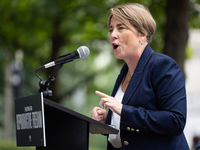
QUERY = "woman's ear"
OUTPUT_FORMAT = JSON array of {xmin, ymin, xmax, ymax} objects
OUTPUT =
[{"xmin": 142, "ymin": 32, "xmax": 148, "ymax": 42}]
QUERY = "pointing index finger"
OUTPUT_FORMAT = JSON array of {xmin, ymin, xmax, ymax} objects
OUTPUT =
[{"xmin": 95, "ymin": 91, "xmax": 110, "ymax": 98}]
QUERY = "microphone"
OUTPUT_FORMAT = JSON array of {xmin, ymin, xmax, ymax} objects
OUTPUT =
[{"xmin": 38, "ymin": 46, "xmax": 90, "ymax": 70}]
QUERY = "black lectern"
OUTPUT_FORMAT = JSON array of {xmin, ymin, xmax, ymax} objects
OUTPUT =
[{"xmin": 15, "ymin": 93, "xmax": 118, "ymax": 150}]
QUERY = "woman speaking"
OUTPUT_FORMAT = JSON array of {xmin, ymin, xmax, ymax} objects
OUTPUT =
[{"xmin": 91, "ymin": 3, "xmax": 189, "ymax": 150}]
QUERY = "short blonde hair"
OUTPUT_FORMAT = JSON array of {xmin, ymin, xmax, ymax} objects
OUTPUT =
[{"xmin": 108, "ymin": 3, "xmax": 156, "ymax": 43}]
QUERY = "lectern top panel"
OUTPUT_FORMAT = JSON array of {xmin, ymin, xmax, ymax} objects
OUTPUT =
[{"xmin": 43, "ymin": 98, "xmax": 118, "ymax": 134}]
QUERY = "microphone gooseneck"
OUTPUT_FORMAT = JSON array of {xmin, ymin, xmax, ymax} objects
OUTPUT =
[
  {"xmin": 35, "ymin": 46, "xmax": 90, "ymax": 81},
  {"xmin": 35, "ymin": 46, "xmax": 90, "ymax": 98},
  {"xmin": 38, "ymin": 46, "xmax": 90, "ymax": 70}
]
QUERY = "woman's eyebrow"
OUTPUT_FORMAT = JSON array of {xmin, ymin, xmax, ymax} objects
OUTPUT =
[
  {"xmin": 117, "ymin": 23, "xmax": 125, "ymax": 27},
  {"xmin": 109, "ymin": 23, "xmax": 125, "ymax": 28}
]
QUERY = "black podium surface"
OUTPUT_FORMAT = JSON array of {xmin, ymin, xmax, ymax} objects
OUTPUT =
[
  {"xmin": 39, "ymin": 98, "xmax": 118, "ymax": 150},
  {"xmin": 15, "ymin": 93, "xmax": 118, "ymax": 150},
  {"xmin": 43, "ymin": 98, "xmax": 118, "ymax": 134}
]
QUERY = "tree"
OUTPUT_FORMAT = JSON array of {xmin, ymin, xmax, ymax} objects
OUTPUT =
[
  {"xmin": 0, "ymin": 0, "xmax": 199, "ymax": 142},
  {"xmin": 164, "ymin": 0, "xmax": 190, "ymax": 76}
]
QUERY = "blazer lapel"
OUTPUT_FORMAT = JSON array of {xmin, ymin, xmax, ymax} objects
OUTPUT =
[
  {"xmin": 106, "ymin": 45, "xmax": 154, "ymax": 124},
  {"xmin": 122, "ymin": 45, "xmax": 154, "ymax": 105},
  {"xmin": 107, "ymin": 65, "xmax": 127, "ymax": 125},
  {"xmin": 122, "ymin": 73, "xmax": 143, "ymax": 104},
  {"xmin": 111, "ymin": 65, "xmax": 128, "ymax": 97}
]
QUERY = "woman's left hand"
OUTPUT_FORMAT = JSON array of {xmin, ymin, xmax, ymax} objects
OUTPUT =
[{"xmin": 95, "ymin": 91, "xmax": 123, "ymax": 116}]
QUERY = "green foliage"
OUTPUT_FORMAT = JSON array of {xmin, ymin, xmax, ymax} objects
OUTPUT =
[
  {"xmin": 0, "ymin": 140, "xmax": 105, "ymax": 150},
  {"xmin": 0, "ymin": 0, "xmax": 199, "ymax": 147},
  {"xmin": 186, "ymin": 44, "xmax": 194, "ymax": 59},
  {"xmin": 189, "ymin": 0, "xmax": 200, "ymax": 28},
  {"xmin": 0, "ymin": 140, "xmax": 34, "ymax": 150},
  {"xmin": 0, "ymin": 95, "xmax": 4, "ymax": 128}
]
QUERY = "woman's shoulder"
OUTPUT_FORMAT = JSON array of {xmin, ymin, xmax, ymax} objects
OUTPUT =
[
  {"xmin": 149, "ymin": 51, "xmax": 180, "ymax": 71},
  {"xmin": 152, "ymin": 51, "xmax": 176, "ymax": 64},
  {"xmin": 144, "ymin": 45, "xmax": 178, "ymax": 69},
  {"xmin": 148, "ymin": 51, "xmax": 183, "ymax": 77}
]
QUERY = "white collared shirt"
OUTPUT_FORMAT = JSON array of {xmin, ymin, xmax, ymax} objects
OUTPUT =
[{"xmin": 108, "ymin": 83, "xmax": 124, "ymax": 148}]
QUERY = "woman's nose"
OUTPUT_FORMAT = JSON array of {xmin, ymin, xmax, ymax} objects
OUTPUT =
[{"xmin": 110, "ymin": 29, "xmax": 118, "ymax": 40}]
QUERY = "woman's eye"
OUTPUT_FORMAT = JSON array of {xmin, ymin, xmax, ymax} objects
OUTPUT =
[
  {"xmin": 119, "ymin": 27, "xmax": 125, "ymax": 30},
  {"xmin": 109, "ymin": 29, "xmax": 113, "ymax": 33}
]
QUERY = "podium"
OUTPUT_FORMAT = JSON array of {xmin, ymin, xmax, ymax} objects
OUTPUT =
[{"xmin": 15, "ymin": 93, "xmax": 118, "ymax": 150}]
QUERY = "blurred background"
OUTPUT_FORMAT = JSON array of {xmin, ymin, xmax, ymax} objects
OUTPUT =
[{"xmin": 0, "ymin": 0, "xmax": 199, "ymax": 149}]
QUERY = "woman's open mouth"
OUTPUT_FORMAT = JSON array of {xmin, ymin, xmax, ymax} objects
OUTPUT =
[{"xmin": 113, "ymin": 43, "xmax": 119, "ymax": 50}]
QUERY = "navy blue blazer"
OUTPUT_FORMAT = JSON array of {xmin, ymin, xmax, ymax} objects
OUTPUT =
[
  {"xmin": 195, "ymin": 140, "xmax": 200, "ymax": 150},
  {"xmin": 106, "ymin": 45, "xmax": 189, "ymax": 150}
]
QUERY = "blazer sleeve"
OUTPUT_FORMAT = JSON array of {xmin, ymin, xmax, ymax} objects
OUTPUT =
[
  {"xmin": 195, "ymin": 140, "xmax": 200, "ymax": 150},
  {"xmin": 120, "ymin": 55, "xmax": 187, "ymax": 136}
]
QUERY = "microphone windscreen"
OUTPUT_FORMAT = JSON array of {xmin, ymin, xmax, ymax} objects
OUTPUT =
[{"xmin": 77, "ymin": 46, "xmax": 90, "ymax": 58}]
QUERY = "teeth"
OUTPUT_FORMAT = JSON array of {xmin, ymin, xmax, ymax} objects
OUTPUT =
[{"xmin": 113, "ymin": 44, "xmax": 118, "ymax": 49}]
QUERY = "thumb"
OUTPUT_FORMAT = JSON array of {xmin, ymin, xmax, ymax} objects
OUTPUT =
[{"xmin": 97, "ymin": 109, "xmax": 103, "ymax": 115}]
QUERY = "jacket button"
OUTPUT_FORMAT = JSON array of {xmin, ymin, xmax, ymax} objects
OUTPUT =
[
  {"xmin": 131, "ymin": 128, "xmax": 134, "ymax": 132},
  {"xmin": 123, "ymin": 141, "xmax": 129, "ymax": 146},
  {"xmin": 127, "ymin": 127, "xmax": 130, "ymax": 131},
  {"xmin": 136, "ymin": 129, "xmax": 140, "ymax": 132}
]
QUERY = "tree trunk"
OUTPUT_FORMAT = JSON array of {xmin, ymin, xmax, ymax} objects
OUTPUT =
[
  {"xmin": 3, "ymin": 57, "xmax": 13, "ymax": 139},
  {"xmin": 164, "ymin": 0, "xmax": 190, "ymax": 77},
  {"xmin": 48, "ymin": 17, "xmax": 65, "ymax": 103}
]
